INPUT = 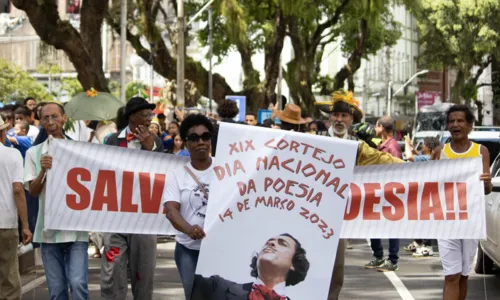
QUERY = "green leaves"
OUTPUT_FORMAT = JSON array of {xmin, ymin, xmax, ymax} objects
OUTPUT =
[{"xmin": 0, "ymin": 59, "xmax": 52, "ymax": 103}]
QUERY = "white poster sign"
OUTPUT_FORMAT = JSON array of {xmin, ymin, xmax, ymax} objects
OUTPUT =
[{"xmin": 192, "ymin": 123, "xmax": 358, "ymax": 300}]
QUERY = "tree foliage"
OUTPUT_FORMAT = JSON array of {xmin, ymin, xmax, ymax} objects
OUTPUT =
[
  {"xmin": 417, "ymin": 0, "xmax": 500, "ymax": 106},
  {"xmin": 0, "ymin": 59, "xmax": 51, "ymax": 103}
]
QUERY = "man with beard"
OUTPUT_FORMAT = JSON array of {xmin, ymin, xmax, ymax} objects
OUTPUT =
[
  {"xmin": 314, "ymin": 89, "xmax": 404, "ymax": 300},
  {"xmin": 191, "ymin": 233, "xmax": 309, "ymax": 300}
]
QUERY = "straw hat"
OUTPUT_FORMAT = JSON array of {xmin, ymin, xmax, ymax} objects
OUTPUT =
[
  {"xmin": 151, "ymin": 117, "xmax": 160, "ymax": 127},
  {"xmin": 314, "ymin": 89, "xmax": 364, "ymax": 123},
  {"xmin": 275, "ymin": 104, "xmax": 307, "ymax": 125},
  {"xmin": 0, "ymin": 116, "xmax": 9, "ymax": 131}
]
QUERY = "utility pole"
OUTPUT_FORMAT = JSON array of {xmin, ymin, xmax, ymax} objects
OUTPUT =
[
  {"xmin": 177, "ymin": 0, "xmax": 185, "ymax": 107},
  {"xmin": 208, "ymin": 6, "xmax": 213, "ymax": 112},
  {"xmin": 277, "ymin": 56, "xmax": 283, "ymax": 109},
  {"xmin": 362, "ymin": 62, "xmax": 368, "ymax": 121},
  {"xmin": 385, "ymin": 47, "xmax": 392, "ymax": 116},
  {"xmin": 120, "ymin": 0, "xmax": 127, "ymax": 103}
]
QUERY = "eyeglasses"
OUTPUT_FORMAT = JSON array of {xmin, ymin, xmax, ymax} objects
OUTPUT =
[
  {"xmin": 186, "ymin": 132, "xmax": 213, "ymax": 142},
  {"xmin": 41, "ymin": 114, "xmax": 61, "ymax": 123}
]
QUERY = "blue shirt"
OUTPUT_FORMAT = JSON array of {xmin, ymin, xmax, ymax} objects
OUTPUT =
[
  {"xmin": 12, "ymin": 136, "xmax": 32, "ymax": 159},
  {"xmin": 176, "ymin": 149, "xmax": 190, "ymax": 157},
  {"xmin": 414, "ymin": 154, "xmax": 430, "ymax": 162}
]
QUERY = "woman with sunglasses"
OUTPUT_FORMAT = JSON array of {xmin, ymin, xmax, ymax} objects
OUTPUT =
[{"xmin": 163, "ymin": 114, "xmax": 214, "ymax": 300}]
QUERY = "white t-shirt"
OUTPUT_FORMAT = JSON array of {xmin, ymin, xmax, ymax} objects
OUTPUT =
[
  {"xmin": 163, "ymin": 161, "xmax": 214, "ymax": 250},
  {"xmin": 0, "ymin": 144, "xmax": 24, "ymax": 229},
  {"xmin": 27, "ymin": 125, "xmax": 40, "ymax": 142}
]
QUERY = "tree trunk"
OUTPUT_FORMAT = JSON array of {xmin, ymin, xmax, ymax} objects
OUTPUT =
[
  {"xmin": 492, "ymin": 56, "xmax": 500, "ymax": 125},
  {"xmin": 12, "ymin": 0, "xmax": 109, "ymax": 92},
  {"xmin": 451, "ymin": 70, "xmax": 465, "ymax": 103},
  {"xmin": 263, "ymin": 8, "xmax": 287, "ymax": 108},
  {"xmin": 333, "ymin": 18, "xmax": 368, "ymax": 91}
]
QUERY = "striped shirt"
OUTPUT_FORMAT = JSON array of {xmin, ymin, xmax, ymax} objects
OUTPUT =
[{"xmin": 24, "ymin": 137, "xmax": 88, "ymax": 244}]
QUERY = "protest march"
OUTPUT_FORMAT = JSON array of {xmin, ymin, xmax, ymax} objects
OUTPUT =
[{"xmin": 0, "ymin": 94, "xmax": 493, "ymax": 300}]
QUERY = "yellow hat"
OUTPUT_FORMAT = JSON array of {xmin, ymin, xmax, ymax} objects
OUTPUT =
[
  {"xmin": 151, "ymin": 117, "xmax": 160, "ymax": 127},
  {"xmin": 314, "ymin": 89, "xmax": 364, "ymax": 123}
]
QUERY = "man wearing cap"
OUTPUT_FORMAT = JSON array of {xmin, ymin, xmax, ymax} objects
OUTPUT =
[
  {"xmin": 0, "ymin": 115, "xmax": 32, "ymax": 300},
  {"xmin": 101, "ymin": 97, "xmax": 164, "ymax": 300},
  {"xmin": 315, "ymin": 90, "xmax": 404, "ymax": 300}
]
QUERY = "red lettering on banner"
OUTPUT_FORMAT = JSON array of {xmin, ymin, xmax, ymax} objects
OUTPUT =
[
  {"xmin": 383, "ymin": 182, "xmax": 405, "ymax": 221},
  {"xmin": 456, "ymin": 182, "xmax": 468, "ymax": 220},
  {"xmin": 344, "ymin": 183, "xmax": 361, "ymax": 220},
  {"xmin": 139, "ymin": 173, "xmax": 166, "ymax": 214},
  {"xmin": 214, "ymin": 161, "xmax": 247, "ymax": 180},
  {"xmin": 344, "ymin": 181, "xmax": 468, "ymax": 221},
  {"xmin": 66, "ymin": 168, "xmax": 91, "ymax": 210},
  {"xmin": 421, "ymin": 182, "xmax": 444, "ymax": 220},
  {"xmin": 363, "ymin": 183, "xmax": 381, "ymax": 220},
  {"xmin": 407, "ymin": 182, "xmax": 419, "ymax": 220},
  {"xmin": 91, "ymin": 170, "xmax": 119, "ymax": 212},
  {"xmin": 444, "ymin": 182, "xmax": 455, "ymax": 220},
  {"xmin": 121, "ymin": 171, "xmax": 138, "ymax": 213}
]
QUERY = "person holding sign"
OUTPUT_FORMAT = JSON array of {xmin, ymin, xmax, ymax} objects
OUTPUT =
[
  {"xmin": 191, "ymin": 233, "xmax": 310, "ymax": 300},
  {"xmin": 24, "ymin": 103, "xmax": 89, "ymax": 300},
  {"xmin": 100, "ymin": 97, "xmax": 164, "ymax": 300},
  {"xmin": 431, "ymin": 104, "xmax": 492, "ymax": 300},
  {"xmin": 314, "ymin": 90, "xmax": 404, "ymax": 300},
  {"xmin": 163, "ymin": 114, "xmax": 215, "ymax": 300}
]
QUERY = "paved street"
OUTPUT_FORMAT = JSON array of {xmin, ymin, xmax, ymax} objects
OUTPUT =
[{"xmin": 21, "ymin": 239, "xmax": 500, "ymax": 300}]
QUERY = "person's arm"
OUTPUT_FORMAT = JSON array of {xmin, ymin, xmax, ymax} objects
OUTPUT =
[
  {"xmin": 163, "ymin": 171, "xmax": 205, "ymax": 239},
  {"xmin": 431, "ymin": 145, "xmax": 443, "ymax": 160},
  {"xmin": 165, "ymin": 201, "xmax": 204, "ymax": 239},
  {"xmin": 480, "ymin": 145, "xmax": 492, "ymax": 195},
  {"xmin": 404, "ymin": 138, "xmax": 415, "ymax": 162},
  {"xmin": 13, "ymin": 183, "xmax": 32, "ymax": 245},
  {"xmin": 11, "ymin": 152, "xmax": 32, "ymax": 244},
  {"xmin": 356, "ymin": 141, "xmax": 404, "ymax": 166},
  {"xmin": 27, "ymin": 153, "xmax": 51, "ymax": 197}
]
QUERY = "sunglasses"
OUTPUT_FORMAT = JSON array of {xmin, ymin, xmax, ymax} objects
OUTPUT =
[{"xmin": 186, "ymin": 132, "xmax": 213, "ymax": 142}]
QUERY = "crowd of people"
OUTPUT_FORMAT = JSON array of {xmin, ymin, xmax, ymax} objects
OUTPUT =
[{"xmin": 0, "ymin": 90, "xmax": 492, "ymax": 300}]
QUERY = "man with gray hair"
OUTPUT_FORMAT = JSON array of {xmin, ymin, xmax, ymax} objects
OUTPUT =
[
  {"xmin": 315, "ymin": 90, "xmax": 404, "ymax": 299},
  {"xmin": 0, "ymin": 115, "xmax": 32, "ymax": 300}
]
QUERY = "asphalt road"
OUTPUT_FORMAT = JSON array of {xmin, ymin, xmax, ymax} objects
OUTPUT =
[{"xmin": 21, "ymin": 239, "xmax": 500, "ymax": 300}]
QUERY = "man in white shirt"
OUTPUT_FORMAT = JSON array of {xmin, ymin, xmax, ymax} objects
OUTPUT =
[{"xmin": 0, "ymin": 115, "xmax": 32, "ymax": 300}]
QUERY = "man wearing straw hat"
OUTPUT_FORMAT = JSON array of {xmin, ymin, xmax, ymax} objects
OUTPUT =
[
  {"xmin": 273, "ymin": 103, "xmax": 307, "ymax": 132},
  {"xmin": 315, "ymin": 90, "xmax": 404, "ymax": 300}
]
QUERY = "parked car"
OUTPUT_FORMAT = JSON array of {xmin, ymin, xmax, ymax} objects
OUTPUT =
[{"xmin": 475, "ymin": 152, "xmax": 500, "ymax": 274}]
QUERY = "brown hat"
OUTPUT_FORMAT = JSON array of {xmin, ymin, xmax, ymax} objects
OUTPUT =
[
  {"xmin": 0, "ymin": 116, "xmax": 9, "ymax": 131},
  {"xmin": 275, "ymin": 104, "xmax": 307, "ymax": 125}
]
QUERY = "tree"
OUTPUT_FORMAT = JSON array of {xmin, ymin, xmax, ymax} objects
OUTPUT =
[
  {"xmin": 104, "ymin": 0, "xmax": 234, "ymax": 101},
  {"xmin": 199, "ymin": 0, "xmax": 406, "ymax": 114},
  {"xmin": 283, "ymin": 0, "xmax": 404, "ymax": 113},
  {"xmin": 12, "ymin": 0, "xmax": 110, "ymax": 92},
  {"xmin": 417, "ymin": 0, "xmax": 500, "ymax": 123},
  {"xmin": 0, "ymin": 59, "xmax": 52, "ymax": 103}
]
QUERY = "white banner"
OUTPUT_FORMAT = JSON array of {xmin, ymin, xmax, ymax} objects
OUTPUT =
[
  {"xmin": 192, "ymin": 123, "xmax": 358, "ymax": 300},
  {"xmin": 341, "ymin": 157, "xmax": 486, "ymax": 239},
  {"xmin": 45, "ymin": 139, "xmax": 188, "ymax": 235},
  {"xmin": 45, "ymin": 136, "xmax": 486, "ymax": 241}
]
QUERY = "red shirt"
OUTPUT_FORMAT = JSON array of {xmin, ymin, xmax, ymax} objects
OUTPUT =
[{"xmin": 377, "ymin": 137, "xmax": 402, "ymax": 159}]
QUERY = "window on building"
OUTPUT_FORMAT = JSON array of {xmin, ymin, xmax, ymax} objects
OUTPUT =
[{"xmin": 0, "ymin": 0, "xmax": 10, "ymax": 13}]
